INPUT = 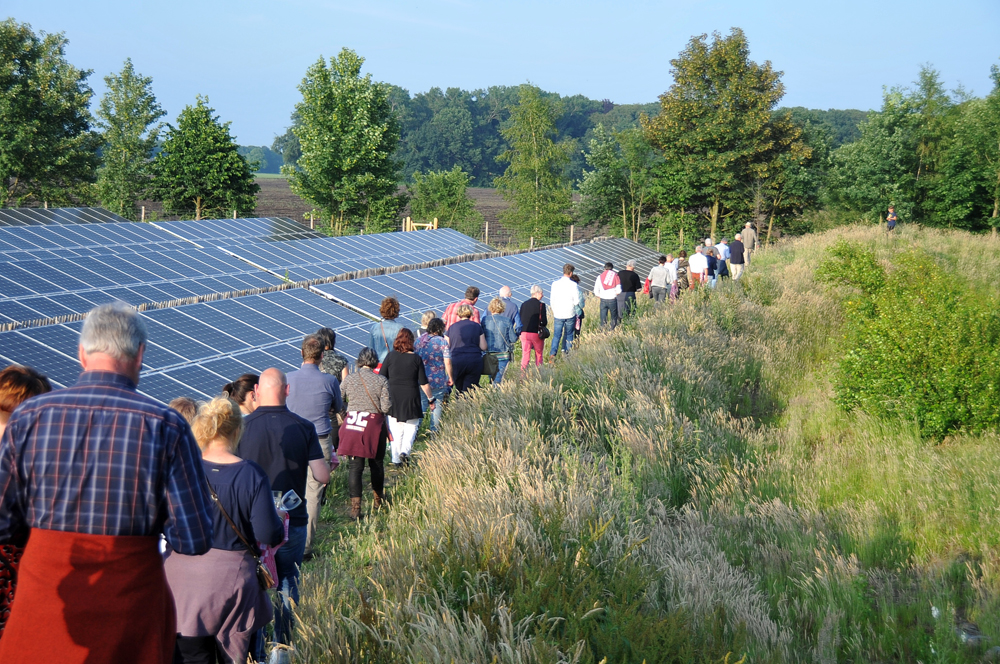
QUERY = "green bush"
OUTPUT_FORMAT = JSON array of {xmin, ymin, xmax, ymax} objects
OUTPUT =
[{"xmin": 819, "ymin": 241, "xmax": 1000, "ymax": 438}]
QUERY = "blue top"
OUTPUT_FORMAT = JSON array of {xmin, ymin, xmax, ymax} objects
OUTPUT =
[
  {"xmin": 482, "ymin": 313, "xmax": 518, "ymax": 354},
  {"xmin": 287, "ymin": 362, "xmax": 343, "ymax": 436},
  {"xmin": 369, "ymin": 319, "xmax": 406, "ymax": 362},
  {"xmin": 237, "ymin": 405, "xmax": 323, "ymax": 527},
  {"xmin": 447, "ymin": 319, "xmax": 484, "ymax": 357},
  {"xmin": 203, "ymin": 459, "xmax": 284, "ymax": 552},
  {"xmin": 499, "ymin": 297, "xmax": 522, "ymax": 335},
  {"xmin": 0, "ymin": 371, "xmax": 214, "ymax": 554}
]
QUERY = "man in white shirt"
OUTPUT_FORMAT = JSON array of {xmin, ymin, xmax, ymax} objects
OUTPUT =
[
  {"xmin": 549, "ymin": 263, "xmax": 581, "ymax": 358},
  {"xmin": 593, "ymin": 261, "xmax": 621, "ymax": 330},
  {"xmin": 689, "ymin": 246, "xmax": 709, "ymax": 289}
]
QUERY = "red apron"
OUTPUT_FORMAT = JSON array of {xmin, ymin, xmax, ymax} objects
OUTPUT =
[{"xmin": 0, "ymin": 529, "xmax": 175, "ymax": 663}]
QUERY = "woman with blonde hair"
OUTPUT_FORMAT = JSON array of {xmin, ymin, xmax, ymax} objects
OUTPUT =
[
  {"xmin": 446, "ymin": 304, "xmax": 486, "ymax": 393},
  {"xmin": 164, "ymin": 396, "xmax": 284, "ymax": 664},
  {"xmin": 418, "ymin": 310, "xmax": 438, "ymax": 337},
  {"xmin": 482, "ymin": 297, "xmax": 518, "ymax": 384}
]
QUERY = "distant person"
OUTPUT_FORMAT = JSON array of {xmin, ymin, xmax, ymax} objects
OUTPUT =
[
  {"xmin": 715, "ymin": 238, "xmax": 731, "ymax": 280},
  {"xmin": 417, "ymin": 310, "xmax": 438, "ymax": 337},
  {"xmin": 414, "ymin": 317, "xmax": 452, "ymax": 432},
  {"xmin": 369, "ymin": 297, "xmax": 405, "ymax": 364},
  {"xmin": 238, "ymin": 368, "xmax": 329, "ymax": 651},
  {"xmin": 497, "ymin": 286, "xmax": 522, "ymax": 334},
  {"xmin": 483, "ymin": 297, "xmax": 518, "ymax": 382},
  {"xmin": 593, "ymin": 262, "xmax": 621, "ymax": 329},
  {"xmin": 169, "ymin": 396, "xmax": 198, "ymax": 424},
  {"xmin": 675, "ymin": 251, "xmax": 690, "ymax": 292},
  {"xmin": 0, "ymin": 365, "xmax": 51, "ymax": 641},
  {"xmin": 519, "ymin": 285, "xmax": 548, "ymax": 369},
  {"xmin": 223, "ymin": 373, "xmax": 259, "ymax": 416},
  {"xmin": 730, "ymin": 234, "xmax": 746, "ymax": 280},
  {"xmin": 380, "ymin": 328, "xmax": 434, "ymax": 466},
  {"xmin": 569, "ymin": 273, "xmax": 586, "ymax": 340},
  {"xmin": 446, "ymin": 304, "xmax": 487, "ymax": 393},
  {"xmin": 549, "ymin": 263, "xmax": 580, "ymax": 358},
  {"xmin": 705, "ymin": 247, "xmax": 719, "ymax": 288},
  {"xmin": 338, "ymin": 348, "xmax": 391, "ymax": 519},
  {"xmin": 316, "ymin": 327, "xmax": 349, "ymax": 383},
  {"xmin": 664, "ymin": 254, "xmax": 679, "ymax": 302},
  {"xmin": 0, "ymin": 303, "xmax": 214, "ymax": 663},
  {"xmin": 689, "ymin": 246, "xmax": 708, "ymax": 289},
  {"xmin": 886, "ymin": 205, "xmax": 897, "ymax": 232},
  {"xmin": 164, "ymin": 396, "xmax": 284, "ymax": 664},
  {"xmin": 742, "ymin": 222, "xmax": 758, "ymax": 262},
  {"xmin": 647, "ymin": 256, "xmax": 670, "ymax": 304},
  {"xmin": 286, "ymin": 335, "xmax": 343, "ymax": 560},
  {"xmin": 443, "ymin": 286, "xmax": 482, "ymax": 330},
  {"xmin": 616, "ymin": 260, "xmax": 641, "ymax": 322}
]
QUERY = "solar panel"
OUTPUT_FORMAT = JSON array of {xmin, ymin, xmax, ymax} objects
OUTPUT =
[
  {"xmin": 0, "ymin": 207, "xmax": 130, "ymax": 227},
  {"xmin": 154, "ymin": 217, "xmax": 323, "ymax": 244}
]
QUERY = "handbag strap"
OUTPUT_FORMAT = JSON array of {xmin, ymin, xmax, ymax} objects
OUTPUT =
[
  {"xmin": 357, "ymin": 371, "xmax": 382, "ymax": 413},
  {"xmin": 205, "ymin": 479, "xmax": 260, "ymax": 560},
  {"xmin": 380, "ymin": 321, "xmax": 390, "ymax": 351}
]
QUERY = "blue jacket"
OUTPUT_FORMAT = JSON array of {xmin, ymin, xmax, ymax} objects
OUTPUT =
[
  {"xmin": 483, "ymin": 312, "xmax": 518, "ymax": 355},
  {"xmin": 369, "ymin": 319, "xmax": 406, "ymax": 362}
]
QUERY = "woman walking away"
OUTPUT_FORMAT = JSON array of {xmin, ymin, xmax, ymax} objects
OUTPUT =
[
  {"xmin": 675, "ymin": 251, "xmax": 690, "ymax": 295},
  {"xmin": 417, "ymin": 311, "xmax": 438, "ymax": 337},
  {"xmin": 380, "ymin": 329, "xmax": 434, "ymax": 466},
  {"xmin": 414, "ymin": 317, "xmax": 452, "ymax": 433},
  {"xmin": 223, "ymin": 373, "xmax": 259, "ymax": 416},
  {"xmin": 316, "ymin": 327, "xmax": 348, "ymax": 383},
  {"xmin": 447, "ymin": 304, "xmax": 487, "ymax": 393},
  {"xmin": 0, "ymin": 366, "xmax": 51, "ymax": 641},
  {"xmin": 368, "ymin": 297, "xmax": 405, "ymax": 364},
  {"xmin": 519, "ymin": 285, "xmax": 548, "ymax": 369},
  {"xmin": 569, "ymin": 274, "xmax": 585, "ymax": 343},
  {"xmin": 338, "ymin": 348, "xmax": 391, "ymax": 519},
  {"xmin": 164, "ymin": 396, "xmax": 284, "ymax": 664},
  {"xmin": 483, "ymin": 297, "xmax": 518, "ymax": 384}
]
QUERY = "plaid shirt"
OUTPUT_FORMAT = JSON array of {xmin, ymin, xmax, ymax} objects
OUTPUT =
[{"xmin": 0, "ymin": 371, "xmax": 213, "ymax": 554}]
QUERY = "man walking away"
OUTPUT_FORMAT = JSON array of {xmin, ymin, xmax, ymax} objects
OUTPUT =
[
  {"xmin": 742, "ymin": 222, "xmax": 758, "ymax": 264},
  {"xmin": 617, "ymin": 260, "xmax": 641, "ymax": 322},
  {"xmin": 286, "ymin": 334, "xmax": 343, "ymax": 560},
  {"xmin": 886, "ymin": 205, "xmax": 897, "ymax": 232},
  {"xmin": 715, "ymin": 238, "xmax": 730, "ymax": 280},
  {"xmin": 498, "ymin": 286, "xmax": 522, "ymax": 335},
  {"xmin": 689, "ymin": 246, "xmax": 708, "ymax": 289},
  {"xmin": 647, "ymin": 256, "xmax": 670, "ymax": 304},
  {"xmin": 730, "ymin": 234, "xmax": 746, "ymax": 281},
  {"xmin": 0, "ymin": 302, "xmax": 214, "ymax": 664},
  {"xmin": 593, "ymin": 262, "xmax": 621, "ymax": 330},
  {"xmin": 443, "ymin": 287, "xmax": 481, "ymax": 330},
  {"xmin": 239, "ymin": 369, "xmax": 330, "ymax": 652},
  {"xmin": 549, "ymin": 264, "xmax": 580, "ymax": 359}
]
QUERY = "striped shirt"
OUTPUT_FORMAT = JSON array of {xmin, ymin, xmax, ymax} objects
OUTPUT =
[{"xmin": 0, "ymin": 371, "xmax": 214, "ymax": 555}]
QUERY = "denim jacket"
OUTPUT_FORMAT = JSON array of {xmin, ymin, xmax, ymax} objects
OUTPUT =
[{"xmin": 483, "ymin": 313, "xmax": 518, "ymax": 358}]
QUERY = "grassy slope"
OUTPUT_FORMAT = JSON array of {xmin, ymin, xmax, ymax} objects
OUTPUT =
[{"xmin": 297, "ymin": 225, "xmax": 1000, "ymax": 663}]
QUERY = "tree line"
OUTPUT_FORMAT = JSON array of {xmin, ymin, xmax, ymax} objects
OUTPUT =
[{"xmin": 2, "ymin": 17, "xmax": 998, "ymax": 245}]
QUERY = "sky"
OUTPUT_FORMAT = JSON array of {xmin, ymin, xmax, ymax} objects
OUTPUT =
[{"xmin": 7, "ymin": 0, "xmax": 1000, "ymax": 146}]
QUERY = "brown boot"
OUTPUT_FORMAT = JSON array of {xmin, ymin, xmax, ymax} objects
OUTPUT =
[
  {"xmin": 349, "ymin": 497, "xmax": 362, "ymax": 520},
  {"xmin": 373, "ymin": 491, "xmax": 385, "ymax": 511}
]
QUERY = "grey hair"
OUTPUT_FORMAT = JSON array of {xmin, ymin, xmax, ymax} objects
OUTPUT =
[
  {"xmin": 79, "ymin": 302, "xmax": 147, "ymax": 361},
  {"xmin": 626, "ymin": 259, "xmax": 636, "ymax": 268},
  {"xmin": 357, "ymin": 347, "xmax": 379, "ymax": 369},
  {"xmin": 735, "ymin": 233, "xmax": 742, "ymax": 240},
  {"xmin": 530, "ymin": 284, "xmax": 543, "ymax": 296}
]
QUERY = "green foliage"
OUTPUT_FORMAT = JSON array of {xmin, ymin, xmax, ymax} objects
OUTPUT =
[
  {"xmin": 237, "ymin": 145, "xmax": 282, "ymax": 174},
  {"xmin": 780, "ymin": 106, "xmax": 868, "ymax": 147},
  {"xmin": 0, "ymin": 18, "xmax": 99, "ymax": 207},
  {"xmin": 494, "ymin": 84, "xmax": 573, "ymax": 244},
  {"xmin": 148, "ymin": 96, "xmax": 259, "ymax": 219},
  {"xmin": 285, "ymin": 48, "xmax": 403, "ymax": 235},
  {"xmin": 95, "ymin": 59, "xmax": 165, "ymax": 219},
  {"xmin": 407, "ymin": 166, "xmax": 483, "ymax": 237},
  {"xmin": 818, "ymin": 242, "xmax": 1000, "ymax": 437}
]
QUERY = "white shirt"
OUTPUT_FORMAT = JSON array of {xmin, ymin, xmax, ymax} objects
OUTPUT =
[
  {"xmin": 593, "ymin": 272, "xmax": 622, "ymax": 300},
  {"xmin": 689, "ymin": 252, "xmax": 708, "ymax": 274},
  {"xmin": 550, "ymin": 275, "xmax": 581, "ymax": 319}
]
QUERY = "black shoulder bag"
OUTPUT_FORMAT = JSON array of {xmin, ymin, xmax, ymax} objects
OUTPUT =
[{"xmin": 205, "ymin": 481, "xmax": 276, "ymax": 590}]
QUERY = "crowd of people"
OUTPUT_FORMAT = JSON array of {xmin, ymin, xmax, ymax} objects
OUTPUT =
[{"xmin": 0, "ymin": 230, "xmax": 760, "ymax": 663}]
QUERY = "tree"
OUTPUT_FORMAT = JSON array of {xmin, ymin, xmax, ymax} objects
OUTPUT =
[
  {"xmin": 148, "ymin": 96, "xmax": 259, "ymax": 220},
  {"xmin": 642, "ymin": 28, "xmax": 803, "ymax": 241},
  {"xmin": 494, "ymin": 84, "xmax": 572, "ymax": 244},
  {"xmin": 94, "ymin": 59, "xmax": 165, "ymax": 219},
  {"xmin": 972, "ymin": 63, "xmax": 1000, "ymax": 226},
  {"xmin": 0, "ymin": 19, "xmax": 99, "ymax": 207},
  {"xmin": 286, "ymin": 48, "xmax": 402, "ymax": 235},
  {"xmin": 407, "ymin": 166, "xmax": 484, "ymax": 238}
]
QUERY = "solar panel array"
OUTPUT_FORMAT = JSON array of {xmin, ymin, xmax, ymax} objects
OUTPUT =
[
  {"xmin": 0, "ymin": 207, "xmax": 129, "ymax": 226},
  {"xmin": 154, "ymin": 218, "xmax": 324, "ymax": 244}
]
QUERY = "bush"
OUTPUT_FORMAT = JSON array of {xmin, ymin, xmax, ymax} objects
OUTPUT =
[{"xmin": 819, "ymin": 241, "xmax": 1000, "ymax": 438}]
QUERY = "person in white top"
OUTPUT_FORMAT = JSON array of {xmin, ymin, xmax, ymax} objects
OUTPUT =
[
  {"xmin": 688, "ymin": 246, "xmax": 709, "ymax": 289},
  {"xmin": 593, "ymin": 261, "xmax": 621, "ymax": 330},
  {"xmin": 646, "ymin": 255, "xmax": 670, "ymax": 304},
  {"xmin": 549, "ymin": 263, "xmax": 581, "ymax": 358}
]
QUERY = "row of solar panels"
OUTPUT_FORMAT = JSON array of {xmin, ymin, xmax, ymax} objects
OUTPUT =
[{"xmin": 0, "ymin": 207, "xmax": 127, "ymax": 226}]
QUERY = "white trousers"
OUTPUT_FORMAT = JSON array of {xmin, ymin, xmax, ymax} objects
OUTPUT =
[{"xmin": 388, "ymin": 416, "xmax": 420, "ymax": 463}]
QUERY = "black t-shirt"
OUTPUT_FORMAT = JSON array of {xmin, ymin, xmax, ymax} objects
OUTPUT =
[
  {"xmin": 729, "ymin": 240, "xmax": 745, "ymax": 264},
  {"xmin": 380, "ymin": 351, "xmax": 429, "ymax": 421},
  {"xmin": 203, "ymin": 459, "xmax": 284, "ymax": 552},
  {"xmin": 618, "ymin": 270, "xmax": 641, "ymax": 293},
  {"xmin": 238, "ymin": 405, "xmax": 323, "ymax": 526},
  {"xmin": 519, "ymin": 298, "xmax": 547, "ymax": 334}
]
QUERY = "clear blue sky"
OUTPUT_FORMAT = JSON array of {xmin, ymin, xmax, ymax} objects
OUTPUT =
[{"xmin": 7, "ymin": 0, "xmax": 1000, "ymax": 146}]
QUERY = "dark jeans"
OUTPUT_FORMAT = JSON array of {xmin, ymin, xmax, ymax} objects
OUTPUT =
[
  {"xmin": 451, "ymin": 353, "xmax": 483, "ymax": 393},
  {"xmin": 599, "ymin": 299, "xmax": 618, "ymax": 329},
  {"xmin": 616, "ymin": 292, "xmax": 636, "ymax": 322},
  {"xmin": 549, "ymin": 317, "xmax": 574, "ymax": 356},
  {"xmin": 347, "ymin": 436, "xmax": 386, "ymax": 499},
  {"xmin": 174, "ymin": 636, "xmax": 221, "ymax": 664},
  {"xmin": 273, "ymin": 524, "xmax": 308, "ymax": 646}
]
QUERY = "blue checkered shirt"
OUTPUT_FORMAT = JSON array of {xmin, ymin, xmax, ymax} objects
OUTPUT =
[{"xmin": 0, "ymin": 371, "xmax": 213, "ymax": 554}]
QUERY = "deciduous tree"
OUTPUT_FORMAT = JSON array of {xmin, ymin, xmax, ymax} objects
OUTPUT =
[{"xmin": 407, "ymin": 166, "xmax": 483, "ymax": 238}]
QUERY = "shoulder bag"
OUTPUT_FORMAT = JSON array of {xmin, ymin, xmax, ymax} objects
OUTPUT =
[
  {"xmin": 537, "ymin": 304, "xmax": 550, "ymax": 340},
  {"xmin": 482, "ymin": 315, "xmax": 504, "ymax": 380},
  {"xmin": 205, "ymin": 481, "xmax": 276, "ymax": 590}
]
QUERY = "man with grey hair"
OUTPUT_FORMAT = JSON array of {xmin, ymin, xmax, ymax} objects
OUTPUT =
[
  {"xmin": 742, "ymin": 222, "xmax": 758, "ymax": 263},
  {"xmin": 0, "ymin": 302, "xmax": 213, "ymax": 662},
  {"xmin": 616, "ymin": 259, "xmax": 641, "ymax": 322},
  {"xmin": 498, "ymin": 285, "xmax": 521, "ymax": 334},
  {"xmin": 730, "ymin": 233, "xmax": 746, "ymax": 280},
  {"xmin": 518, "ymin": 285, "xmax": 548, "ymax": 369}
]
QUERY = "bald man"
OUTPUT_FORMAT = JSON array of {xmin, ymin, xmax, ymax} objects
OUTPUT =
[
  {"xmin": 498, "ymin": 285, "xmax": 522, "ymax": 334},
  {"xmin": 238, "ymin": 368, "xmax": 329, "ymax": 650}
]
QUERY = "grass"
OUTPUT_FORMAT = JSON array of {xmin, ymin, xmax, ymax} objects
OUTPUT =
[{"xmin": 293, "ymin": 224, "xmax": 1000, "ymax": 663}]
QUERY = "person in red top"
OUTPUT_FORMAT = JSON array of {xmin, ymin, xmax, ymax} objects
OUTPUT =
[{"xmin": 442, "ymin": 287, "xmax": 482, "ymax": 330}]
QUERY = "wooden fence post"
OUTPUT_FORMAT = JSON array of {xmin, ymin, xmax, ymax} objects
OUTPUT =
[
  {"xmin": 485, "ymin": 221, "xmax": 489, "ymax": 245},
  {"xmin": 433, "ymin": 217, "xmax": 438, "ymax": 229},
  {"xmin": 141, "ymin": 206, "xmax": 146, "ymax": 222},
  {"xmin": 570, "ymin": 225, "xmax": 574, "ymax": 243},
  {"xmin": 657, "ymin": 228, "xmax": 661, "ymax": 252},
  {"xmin": 530, "ymin": 236, "xmax": 534, "ymax": 250},
  {"xmin": 310, "ymin": 212, "xmax": 314, "ymax": 229},
  {"xmin": 233, "ymin": 209, "xmax": 237, "ymax": 219}
]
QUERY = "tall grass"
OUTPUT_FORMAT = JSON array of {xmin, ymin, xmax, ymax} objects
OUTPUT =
[{"xmin": 297, "ymin": 224, "xmax": 1000, "ymax": 663}]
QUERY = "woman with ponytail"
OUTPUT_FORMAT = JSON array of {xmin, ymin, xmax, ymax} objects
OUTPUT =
[{"xmin": 164, "ymin": 396, "xmax": 284, "ymax": 664}]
